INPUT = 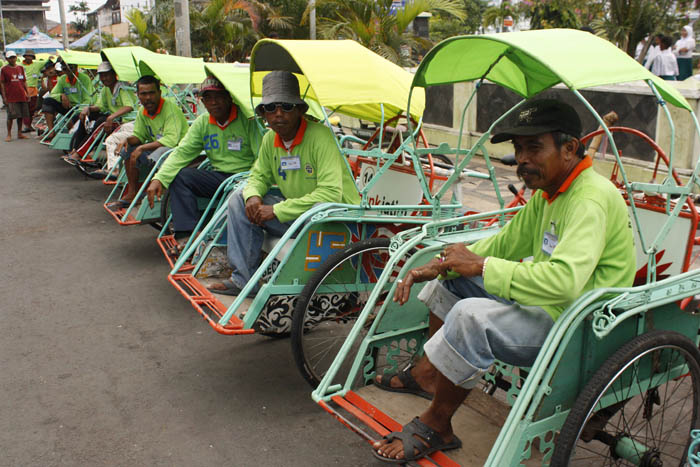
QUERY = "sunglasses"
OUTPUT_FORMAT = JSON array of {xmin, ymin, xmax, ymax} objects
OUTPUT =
[{"xmin": 261, "ymin": 102, "xmax": 297, "ymax": 113}]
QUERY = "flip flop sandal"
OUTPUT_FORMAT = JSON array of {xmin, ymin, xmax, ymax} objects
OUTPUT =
[
  {"xmin": 108, "ymin": 199, "xmax": 133, "ymax": 210},
  {"xmin": 374, "ymin": 365, "xmax": 433, "ymax": 400},
  {"xmin": 372, "ymin": 417, "xmax": 462, "ymax": 464},
  {"xmin": 207, "ymin": 279, "xmax": 244, "ymax": 296}
]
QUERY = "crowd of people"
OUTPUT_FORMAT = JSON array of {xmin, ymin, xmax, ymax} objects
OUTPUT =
[{"xmin": 636, "ymin": 25, "xmax": 697, "ymax": 81}]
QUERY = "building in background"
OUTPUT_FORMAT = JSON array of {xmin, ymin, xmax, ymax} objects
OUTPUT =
[
  {"xmin": 87, "ymin": 0, "xmax": 152, "ymax": 40},
  {"xmin": 2, "ymin": 0, "xmax": 49, "ymax": 31}
]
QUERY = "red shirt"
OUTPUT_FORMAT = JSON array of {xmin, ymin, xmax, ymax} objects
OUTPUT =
[{"xmin": 1, "ymin": 65, "xmax": 28, "ymax": 103}]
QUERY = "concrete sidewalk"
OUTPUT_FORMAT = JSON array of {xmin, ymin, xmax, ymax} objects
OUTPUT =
[{"xmin": 0, "ymin": 117, "xmax": 376, "ymax": 465}]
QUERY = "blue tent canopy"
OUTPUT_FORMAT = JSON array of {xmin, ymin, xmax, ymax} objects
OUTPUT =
[
  {"xmin": 69, "ymin": 29, "xmax": 98, "ymax": 49},
  {"xmin": 6, "ymin": 26, "xmax": 64, "ymax": 54}
]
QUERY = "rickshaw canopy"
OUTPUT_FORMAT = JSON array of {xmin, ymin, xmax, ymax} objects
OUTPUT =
[
  {"xmin": 100, "ymin": 46, "xmax": 150, "ymax": 82},
  {"xmin": 137, "ymin": 53, "xmax": 206, "ymax": 85},
  {"xmin": 413, "ymin": 29, "xmax": 691, "ymax": 112},
  {"xmin": 249, "ymin": 39, "xmax": 425, "ymax": 123},
  {"xmin": 58, "ymin": 50, "xmax": 102, "ymax": 69}
]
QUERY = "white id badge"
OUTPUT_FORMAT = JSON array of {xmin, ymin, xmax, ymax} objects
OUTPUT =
[
  {"xmin": 69, "ymin": 87, "xmax": 77, "ymax": 93},
  {"xmin": 227, "ymin": 139, "xmax": 242, "ymax": 151},
  {"xmin": 541, "ymin": 231, "xmax": 558, "ymax": 256},
  {"xmin": 280, "ymin": 156, "xmax": 301, "ymax": 170}
]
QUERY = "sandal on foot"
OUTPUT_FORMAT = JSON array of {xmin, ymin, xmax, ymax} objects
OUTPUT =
[
  {"xmin": 374, "ymin": 366, "xmax": 433, "ymax": 400},
  {"xmin": 108, "ymin": 199, "xmax": 132, "ymax": 209},
  {"xmin": 372, "ymin": 417, "xmax": 462, "ymax": 464},
  {"xmin": 207, "ymin": 279, "xmax": 244, "ymax": 296}
]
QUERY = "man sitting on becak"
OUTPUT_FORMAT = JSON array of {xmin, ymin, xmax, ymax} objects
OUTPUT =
[
  {"xmin": 112, "ymin": 75, "xmax": 188, "ymax": 206},
  {"xmin": 371, "ymin": 99, "xmax": 636, "ymax": 463},
  {"xmin": 145, "ymin": 76, "xmax": 262, "ymax": 255},
  {"xmin": 41, "ymin": 61, "xmax": 93, "ymax": 139},
  {"xmin": 64, "ymin": 61, "xmax": 138, "ymax": 165},
  {"xmin": 208, "ymin": 71, "xmax": 361, "ymax": 296}
]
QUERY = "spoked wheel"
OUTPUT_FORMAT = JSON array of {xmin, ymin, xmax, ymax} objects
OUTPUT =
[
  {"xmin": 552, "ymin": 330, "xmax": 700, "ymax": 466},
  {"xmin": 291, "ymin": 237, "xmax": 398, "ymax": 387}
]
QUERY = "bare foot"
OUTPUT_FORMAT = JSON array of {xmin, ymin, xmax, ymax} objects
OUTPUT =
[
  {"xmin": 18, "ymin": 134, "xmax": 28, "ymax": 139},
  {"xmin": 5, "ymin": 135, "xmax": 11, "ymax": 142}
]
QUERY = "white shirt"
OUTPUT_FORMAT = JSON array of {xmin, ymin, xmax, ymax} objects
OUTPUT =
[
  {"xmin": 644, "ymin": 45, "xmax": 660, "ymax": 70},
  {"xmin": 674, "ymin": 26, "xmax": 695, "ymax": 59},
  {"xmin": 651, "ymin": 49, "xmax": 679, "ymax": 77}
]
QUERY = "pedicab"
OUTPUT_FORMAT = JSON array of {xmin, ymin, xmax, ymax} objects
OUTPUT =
[
  {"xmin": 102, "ymin": 53, "xmax": 207, "ymax": 227},
  {"xmin": 309, "ymin": 29, "xmax": 700, "ymax": 466},
  {"xmin": 167, "ymin": 38, "xmax": 512, "ymax": 347}
]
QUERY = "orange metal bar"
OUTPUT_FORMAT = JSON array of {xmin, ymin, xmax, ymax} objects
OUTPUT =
[
  {"xmin": 157, "ymin": 235, "xmax": 194, "ymax": 271},
  {"xmin": 102, "ymin": 203, "xmax": 141, "ymax": 225}
]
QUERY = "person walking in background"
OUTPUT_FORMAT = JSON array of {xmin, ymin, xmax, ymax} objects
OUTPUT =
[
  {"xmin": 0, "ymin": 51, "xmax": 30, "ymax": 141},
  {"xmin": 674, "ymin": 25, "xmax": 696, "ymax": 81},
  {"xmin": 650, "ymin": 36, "xmax": 679, "ymax": 81},
  {"xmin": 20, "ymin": 50, "xmax": 42, "ymax": 132}
]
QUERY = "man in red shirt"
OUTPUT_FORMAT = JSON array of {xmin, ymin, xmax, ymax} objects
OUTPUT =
[{"xmin": 0, "ymin": 51, "xmax": 29, "ymax": 141}]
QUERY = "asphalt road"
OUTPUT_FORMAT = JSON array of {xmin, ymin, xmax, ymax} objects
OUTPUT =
[{"xmin": 0, "ymin": 116, "xmax": 377, "ymax": 466}]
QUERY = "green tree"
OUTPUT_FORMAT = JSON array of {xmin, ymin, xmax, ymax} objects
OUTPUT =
[
  {"xmin": 85, "ymin": 32, "xmax": 121, "ymax": 51},
  {"xmin": 482, "ymin": 1, "xmax": 519, "ymax": 31},
  {"xmin": 69, "ymin": 0, "xmax": 90, "ymax": 34},
  {"xmin": 521, "ymin": 0, "xmax": 583, "ymax": 29},
  {"xmin": 1, "ymin": 18, "xmax": 24, "ymax": 45},
  {"xmin": 591, "ymin": 0, "xmax": 692, "ymax": 58},
  {"xmin": 430, "ymin": 0, "xmax": 487, "ymax": 43},
  {"xmin": 125, "ymin": 8, "xmax": 164, "ymax": 51},
  {"xmin": 307, "ymin": 0, "xmax": 466, "ymax": 66}
]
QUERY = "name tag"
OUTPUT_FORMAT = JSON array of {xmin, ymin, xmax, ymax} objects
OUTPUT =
[
  {"xmin": 280, "ymin": 156, "xmax": 301, "ymax": 171},
  {"xmin": 227, "ymin": 138, "xmax": 242, "ymax": 151},
  {"xmin": 68, "ymin": 87, "xmax": 77, "ymax": 93},
  {"xmin": 541, "ymin": 231, "xmax": 558, "ymax": 256},
  {"xmin": 156, "ymin": 133, "xmax": 163, "ymax": 140}
]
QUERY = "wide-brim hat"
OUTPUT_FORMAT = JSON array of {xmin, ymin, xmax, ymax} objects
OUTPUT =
[
  {"xmin": 491, "ymin": 99, "xmax": 582, "ymax": 144},
  {"xmin": 23, "ymin": 49, "xmax": 36, "ymax": 58},
  {"xmin": 255, "ymin": 71, "xmax": 307, "ymax": 113},
  {"xmin": 97, "ymin": 61, "xmax": 113, "ymax": 73},
  {"xmin": 200, "ymin": 76, "xmax": 226, "ymax": 93}
]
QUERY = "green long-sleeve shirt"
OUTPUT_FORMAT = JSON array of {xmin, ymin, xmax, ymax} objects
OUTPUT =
[
  {"xmin": 132, "ymin": 97, "xmax": 189, "ymax": 148},
  {"xmin": 153, "ymin": 106, "xmax": 262, "ymax": 189},
  {"xmin": 467, "ymin": 158, "xmax": 636, "ymax": 321},
  {"xmin": 242, "ymin": 118, "xmax": 361, "ymax": 223},
  {"xmin": 21, "ymin": 60, "xmax": 44, "ymax": 88},
  {"xmin": 93, "ymin": 81, "xmax": 137, "ymax": 119},
  {"xmin": 50, "ymin": 72, "xmax": 93, "ymax": 106}
]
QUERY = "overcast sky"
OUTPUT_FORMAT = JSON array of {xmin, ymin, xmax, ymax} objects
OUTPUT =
[{"xmin": 45, "ymin": 0, "xmax": 105, "ymax": 23}]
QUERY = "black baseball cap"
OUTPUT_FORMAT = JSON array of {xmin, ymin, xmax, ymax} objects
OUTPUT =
[{"xmin": 491, "ymin": 99, "xmax": 582, "ymax": 144}]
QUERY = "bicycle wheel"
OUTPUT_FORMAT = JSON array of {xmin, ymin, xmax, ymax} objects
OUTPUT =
[
  {"xmin": 291, "ymin": 237, "xmax": 395, "ymax": 387},
  {"xmin": 551, "ymin": 330, "xmax": 700, "ymax": 466}
]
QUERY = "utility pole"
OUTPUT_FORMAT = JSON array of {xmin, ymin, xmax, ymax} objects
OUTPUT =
[
  {"xmin": 309, "ymin": 0, "xmax": 316, "ymax": 40},
  {"xmin": 97, "ymin": 14, "xmax": 102, "ymax": 49},
  {"xmin": 0, "ymin": 0, "xmax": 7, "ymax": 51},
  {"xmin": 58, "ymin": 0, "xmax": 68, "ymax": 49},
  {"xmin": 173, "ymin": 0, "xmax": 191, "ymax": 56}
]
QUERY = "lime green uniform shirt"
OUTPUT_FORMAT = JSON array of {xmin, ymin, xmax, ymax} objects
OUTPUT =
[
  {"xmin": 94, "ymin": 81, "xmax": 137, "ymax": 120},
  {"xmin": 132, "ymin": 97, "xmax": 189, "ymax": 148},
  {"xmin": 153, "ymin": 106, "xmax": 262, "ymax": 189},
  {"xmin": 467, "ymin": 159, "xmax": 636, "ymax": 321},
  {"xmin": 50, "ymin": 72, "xmax": 93, "ymax": 105},
  {"xmin": 242, "ymin": 118, "xmax": 361, "ymax": 223},
  {"xmin": 21, "ymin": 60, "xmax": 44, "ymax": 88}
]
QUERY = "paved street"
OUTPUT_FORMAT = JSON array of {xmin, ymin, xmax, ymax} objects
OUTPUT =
[{"xmin": 0, "ymin": 115, "xmax": 376, "ymax": 466}]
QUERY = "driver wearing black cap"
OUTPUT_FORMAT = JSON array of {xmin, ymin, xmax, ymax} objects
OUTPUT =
[{"xmin": 370, "ymin": 99, "xmax": 636, "ymax": 464}]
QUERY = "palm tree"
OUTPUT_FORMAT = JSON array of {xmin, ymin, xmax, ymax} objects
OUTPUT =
[
  {"xmin": 125, "ymin": 9, "xmax": 164, "ymax": 51},
  {"xmin": 306, "ymin": 0, "xmax": 466, "ymax": 66},
  {"xmin": 482, "ymin": 1, "xmax": 518, "ymax": 32}
]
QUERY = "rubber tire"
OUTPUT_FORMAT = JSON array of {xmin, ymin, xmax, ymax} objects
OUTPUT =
[
  {"xmin": 291, "ymin": 237, "xmax": 392, "ymax": 387},
  {"xmin": 551, "ymin": 329, "xmax": 700, "ymax": 466}
]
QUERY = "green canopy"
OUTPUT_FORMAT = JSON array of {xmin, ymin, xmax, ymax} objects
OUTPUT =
[
  {"xmin": 100, "ymin": 46, "xmax": 150, "ymax": 82},
  {"xmin": 204, "ymin": 62, "xmax": 257, "ymax": 118},
  {"xmin": 137, "ymin": 53, "xmax": 206, "ymax": 85},
  {"xmin": 58, "ymin": 50, "xmax": 101, "ymax": 69},
  {"xmin": 250, "ymin": 39, "xmax": 425, "ymax": 123},
  {"xmin": 413, "ymin": 29, "xmax": 691, "ymax": 111}
]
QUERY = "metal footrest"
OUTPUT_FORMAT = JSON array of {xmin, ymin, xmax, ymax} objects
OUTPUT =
[
  {"xmin": 157, "ymin": 235, "xmax": 194, "ymax": 271},
  {"xmin": 168, "ymin": 274, "xmax": 254, "ymax": 335}
]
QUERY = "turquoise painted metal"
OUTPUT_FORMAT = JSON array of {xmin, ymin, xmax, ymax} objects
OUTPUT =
[{"xmin": 311, "ymin": 30, "xmax": 700, "ymax": 466}]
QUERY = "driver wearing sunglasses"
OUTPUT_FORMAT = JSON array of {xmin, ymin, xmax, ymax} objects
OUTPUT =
[{"xmin": 208, "ymin": 70, "xmax": 361, "ymax": 297}]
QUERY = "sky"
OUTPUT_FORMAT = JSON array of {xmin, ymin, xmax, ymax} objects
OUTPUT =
[{"xmin": 45, "ymin": 0, "xmax": 105, "ymax": 23}]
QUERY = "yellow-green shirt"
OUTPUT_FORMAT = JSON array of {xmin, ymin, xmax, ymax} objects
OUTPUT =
[{"xmin": 132, "ymin": 97, "xmax": 189, "ymax": 148}]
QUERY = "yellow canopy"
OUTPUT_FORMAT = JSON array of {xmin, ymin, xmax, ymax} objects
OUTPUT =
[
  {"xmin": 249, "ymin": 39, "xmax": 425, "ymax": 123},
  {"xmin": 59, "ymin": 50, "xmax": 101, "ymax": 69},
  {"xmin": 137, "ymin": 52, "xmax": 206, "ymax": 85},
  {"xmin": 100, "ymin": 46, "xmax": 151, "ymax": 83},
  {"xmin": 204, "ymin": 63, "xmax": 257, "ymax": 118}
]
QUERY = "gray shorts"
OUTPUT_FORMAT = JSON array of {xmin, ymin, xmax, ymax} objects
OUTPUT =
[
  {"xmin": 7, "ymin": 101, "xmax": 29, "ymax": 120},
  {"xmin": 419, "ymin": 277, "xmax": 554, "ymax": 389}
]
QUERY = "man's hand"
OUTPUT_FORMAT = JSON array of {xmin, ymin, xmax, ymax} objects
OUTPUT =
[
  {"xmin": 438, "ymin": 243, "xmax": 485, "ymax": 278},
  {"xmin": 60, "ymin": 94, "xmax": 70, "ymax": 109},
  {"xmin": 79, "ymin": 107, "xmax": 89, "ymax": 123},
  {"xmin": 146, "ymin": 180, "xmax": 163, "ymax": 209},
  {"xmin": 245, "ymin": 196, "xmax": 262, "ymax": 223},
  {"xmin": 255, "ymin": 205, "xmax": 276, "ymax": 224},
  {"xmin": 393, "ymin": 258, "xmax": 442, "ymax": 305},
  {"xmin": 130, "ymin": 145, "xmax": 144, "ymax": 165},
  {"xmin": 103, "ymin": 116, "xmax": 115, "ymax": 133}
]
